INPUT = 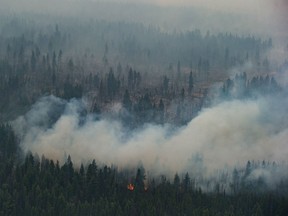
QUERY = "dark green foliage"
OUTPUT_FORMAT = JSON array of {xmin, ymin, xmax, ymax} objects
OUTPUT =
[
  {"xmin": 135, "ymin": 168, "xmax": 145, "ymax": 192},
  {"xmin": 127, "ymin": 68, "xmax": 141, "ymax": 90},
  {"xmin": 0, "ymin": 153, "xmax": 288, "ymax": 215},
  {"xmin": 123, "ymin": 89, "xmax": 132, "ymax": 111},
  {"xmin": 107, "ymin": 68, "xmax": 119, "ymax": 100},
  {"xmin": 62, "ymin": 82, "xmax": 83, "ymax": 100},
  {"xmin": 0, "ymin": 123, "xmax": 18, "ymax": 159},
  {"xmin": 188, "ymin": 71, "xmax": 194, "ymax": 94},
  {"xmin": 162, "ymin": 75, "xmax": 169, "ymax": 96}
]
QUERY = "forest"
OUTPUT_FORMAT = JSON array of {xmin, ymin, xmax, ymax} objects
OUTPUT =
[
  {"xmin": 1, "ymin": 0, "xmax": 288, "ymax": 215},
  {"xmin": 0, "ymin": 15, "xmax": 276, "ymax": 124},
  {"xmin": 1, "ymin": 122, "xmax": 288, "ymax": 215}
]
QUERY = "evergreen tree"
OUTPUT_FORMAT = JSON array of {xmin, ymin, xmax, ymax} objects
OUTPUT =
[
  {"xmin": 188, "ymin": 71, "xmax": 194, "ymax": 94},
  {"xmin": 123, "ymin": 89, "xmax": 132, "ymax": 111}
]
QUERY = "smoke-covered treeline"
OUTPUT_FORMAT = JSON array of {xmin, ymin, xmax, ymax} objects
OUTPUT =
[
  {"xmin": 0, "ymin": 13, "xmax": 275, "ymax": 124},
  {"xmin": 0, "ymin": 14, "xmax": 272, "ymax": 69},
  {"xmin": 10, "ymin": 89, "xmax": 288, "ymax": 179}
]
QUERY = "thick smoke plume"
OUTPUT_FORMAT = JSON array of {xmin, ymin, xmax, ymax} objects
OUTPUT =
[{"xmin": 13, "ymin": 92, "xmax": 288, "ymax": 181}]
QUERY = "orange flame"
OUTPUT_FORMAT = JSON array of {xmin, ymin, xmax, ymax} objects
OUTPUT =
[{"xmin": 127, "ymin": 183, "xmax": 135, "ymax": 191}]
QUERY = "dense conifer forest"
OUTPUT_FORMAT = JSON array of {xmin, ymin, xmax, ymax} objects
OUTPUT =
[{"xmin": 1, "ymin": 130, "xmax": 288, "ymax": 215}]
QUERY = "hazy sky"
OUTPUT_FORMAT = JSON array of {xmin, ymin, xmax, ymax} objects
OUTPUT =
[
  {"xmin": 110, "ymin": 0, "xmax": 288, "ymax": 22},
  {"xmin": 2, "ymin": 0, "xmax": 287, "ymax": 17},
  {"xmin": 2, "ymin": 0, "xmax": 287, "ymax": 22},
  {"xmin": 1, "ymin": 0, "xmax": 287, "ymax": 43},
  {"xmin": 103, "ymin": 0, "xmax": 288, "ymax": 41},
  {"xmin": 108, "ymin": 0, "xmax": 285, "ymax": 11}
]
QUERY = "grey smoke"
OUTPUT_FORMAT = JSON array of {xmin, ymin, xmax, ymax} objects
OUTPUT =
[{"xmin": 12, "ymin": 92, "xmax": 288, "ymax": 182}]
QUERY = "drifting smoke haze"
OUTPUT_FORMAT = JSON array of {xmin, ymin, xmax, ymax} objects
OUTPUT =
[{"xmin": 13, "ymin": 91, "xmax": 288, "ymax": 182}]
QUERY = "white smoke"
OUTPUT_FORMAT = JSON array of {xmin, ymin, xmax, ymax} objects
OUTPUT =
[{"xmin": 12, "ymin": 93, "xmax": 288, "ymax": 181}]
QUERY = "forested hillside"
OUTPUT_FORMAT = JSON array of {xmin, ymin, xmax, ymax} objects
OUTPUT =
[
  {"xmin": 0, "ymin": 15, "xmax": 275, "ymax": 124},
  {"xmin": 1, "ymin": 0, "xmax": 288, "ymax": 215}
]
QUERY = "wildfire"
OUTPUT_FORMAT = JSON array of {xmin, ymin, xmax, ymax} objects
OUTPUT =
[{"xmin": 127, "ymin": 183, "xmax": 135, "ymax": 191}]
